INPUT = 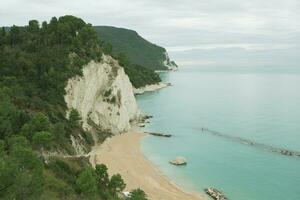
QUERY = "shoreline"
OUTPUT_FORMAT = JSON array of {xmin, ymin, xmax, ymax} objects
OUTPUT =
[
  {"xmin": 89, "ymin": 130, "xmax": 204, "ymax": 200},
  {"xmin": 133, "ymin": 82, "xmax": 171, "ymax": 95}
]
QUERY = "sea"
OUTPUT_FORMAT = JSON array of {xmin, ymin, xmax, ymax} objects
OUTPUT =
[{"xmin": 136, "ymin": 67, "xmax": 300, "ymax": 200}]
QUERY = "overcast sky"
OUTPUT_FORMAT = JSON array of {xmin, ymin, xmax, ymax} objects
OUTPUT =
[{"xmin": 1, "ymin": 0, "xmax": 299, "ymax": 68}]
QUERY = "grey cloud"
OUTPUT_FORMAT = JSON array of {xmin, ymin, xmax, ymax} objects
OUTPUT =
[{"xmin": 0, "ymin": 0, "xmax": 299, "ymax": 68}]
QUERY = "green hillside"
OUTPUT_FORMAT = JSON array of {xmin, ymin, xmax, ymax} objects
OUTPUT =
[
  {"xmin": 0, "ymin": 16, "xmax": 147, "ymax": 200},
  {"xmin": 94, "ymin": 26, "xmax": 177, "ymax": 71}
]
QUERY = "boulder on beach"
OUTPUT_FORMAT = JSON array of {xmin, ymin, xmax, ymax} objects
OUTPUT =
[{"xmin": 169, "ymin": 156, "xmax": 187, "ymax": 165}]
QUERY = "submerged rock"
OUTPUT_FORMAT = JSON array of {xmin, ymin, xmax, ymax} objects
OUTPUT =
[
  {"xmin": 147, "ymin": 132, "xmax": 172, "ymax": 137},
  {"xmin": 169, "ymin": 156, "xmax": 187, "ymax": 165}
]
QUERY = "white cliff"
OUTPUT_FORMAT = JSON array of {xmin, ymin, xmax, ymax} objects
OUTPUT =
[{"xmin": 64, "ymin": 55, "xmax": 141, "ymax": 135}]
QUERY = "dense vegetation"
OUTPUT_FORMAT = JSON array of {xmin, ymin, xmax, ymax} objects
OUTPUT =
[
  {"xmin": 94, "ymin": 26, "xmax": 172, "ymax": 71},
  {"xmin": 115, "ymin": 53, "xmax": 161, "ymax": 88},
  {"xmin": 95, "ymin": 28, "xmax": 161, "ymax": 88},
  {"xmin": 0, "ymin": 16, "xmax": 147, "ymax": 199}
]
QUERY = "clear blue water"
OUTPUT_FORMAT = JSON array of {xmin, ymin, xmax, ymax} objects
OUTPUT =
[{"xmin": 136, "ymin": 68, "xmax": 300, "ymax": 200}]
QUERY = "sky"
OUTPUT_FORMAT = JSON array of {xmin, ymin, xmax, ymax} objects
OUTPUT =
[{"xmin": 1, "ymin": 0, "xmax": 299, "ymax": 69}]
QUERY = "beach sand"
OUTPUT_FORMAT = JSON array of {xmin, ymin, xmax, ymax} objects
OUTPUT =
[{"xmin": 89, "ymin": 130, "xmax": 204, "ymax": 200}]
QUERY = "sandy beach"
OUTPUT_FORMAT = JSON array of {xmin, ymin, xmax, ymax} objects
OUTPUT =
[{"xmin": 89, "ymin": 130, "xmax": 204, "ymax": 200}]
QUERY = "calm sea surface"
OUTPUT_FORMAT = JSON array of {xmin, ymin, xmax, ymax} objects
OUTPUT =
[{"xmin": 136, "ymin": 68, "xmax": 300, "ymax": 200}]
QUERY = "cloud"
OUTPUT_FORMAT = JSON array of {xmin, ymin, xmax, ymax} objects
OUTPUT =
[{"xmin": 0, "ymin": 0, "xmax": 299, "ymax": 68}]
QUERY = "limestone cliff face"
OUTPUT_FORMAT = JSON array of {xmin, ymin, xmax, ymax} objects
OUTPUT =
[
  {"xmin": 163, "ymin": 52, "xmax": 178, "ymax": 71},
  {"xmin": 64, "ymin": 55, "xmax": 141, "ymax": 135}
]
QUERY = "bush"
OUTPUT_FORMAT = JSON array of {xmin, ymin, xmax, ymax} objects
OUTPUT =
[
  {"xmin": 109, "ymin": 174, "xmax": 126, "ymax": 193},
  {"xmin": 76, "ymin": 167, "xmax": 97, "ymax": 199},
  {"xmin": 127, "ymin": 188, "xmax": 147, "ymax": 200}
]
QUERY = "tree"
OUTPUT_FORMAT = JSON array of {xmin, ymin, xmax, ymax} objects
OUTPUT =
[
  {"xmin": 128, "ymin": 188, "xmax": 147, "ymax": 200},
  {"xmin": 117, "ymin": 53, "xmax": 130, "ymax": 67},
  {"xmin": 8, "ymin": 25, "xmax": 21, "ymax": 46},
  {"xmin": 109, "ymin": 174, "xmax": 126, "ymax": 193},
  {"xmin": 103, "ymin": 42, "xmax": 113, "ymax": 55},
  {"xmin": 52, "ymin": 122, "xmax": 66, "ymax": 140},
  {"xmin": 32, "ymin": 131, "xmax": 53, "ymax": 149},
  {"xmin": 0, "ymin": 137, "xmax": 44, "ymax": 199},
  {"xmin": 0, "ymin": 27, "xmax": 6, "ymax": 45},
  {"xmin": 0, "ymin": 96, "xmax": 18, "ymax": 139},
  {"xmin": 0, "ymin": 140, "xmax": 5, "ymax": 157},
  {"xmin": 21, "ymin": 112, "xmax": 50, "ymax": 139},
  {"xmin": 28, "ymin": 20, "xmax": 40, "ymax": 33},
  {"xmin": 95, "ymin": 164, "xmax": 109, "ymax": 187},
  {"xmin": 76, "ymin": 167, "xmax": 97, "ymax": 199},
  {"xmin": 69, "ymin": 109, "xmax": 81, "ymax": 128}
]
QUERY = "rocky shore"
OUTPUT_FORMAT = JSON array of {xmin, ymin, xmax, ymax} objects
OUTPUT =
[
  {"xmin": 133, "ymin": 82, "xmax": 171, "ymax": 95},
  {"xmin": 146, "ymin": 132, "xmax": 172, "ymax": 137},
  {"xmin": 204, "ymin": 188, "xmax": 228, "ymax": 200}
]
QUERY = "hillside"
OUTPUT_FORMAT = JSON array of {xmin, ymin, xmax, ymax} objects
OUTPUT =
[
  {"xmin": 94, "ymin": 26, "xmax": 178, "ymax": 71},
  {"xmin": 0, "ymin": 16, "xmax": 147, "ymax": 200}
]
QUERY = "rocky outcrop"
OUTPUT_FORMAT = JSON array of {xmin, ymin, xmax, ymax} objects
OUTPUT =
[
  {"xmin": 163, "ymin": 52, "xmax": 178, "ymax": 71},
  {"xmin": 204, "ymin": 188, "xmax": 228, "ymax": 200},
  {"xmin": 133, "ymin": 82, "xmax": 171, "ymax": 95},
  {"xmin": 64, "ymin": 55, "xmax": 141, "ymax": 135},
  {"xmin": 70, "ymin": 135, "xmax": 87, "ymax": 155},
  {"xmin": 147, "ymin": 132, "xmax": 172, "ymax": 137}
]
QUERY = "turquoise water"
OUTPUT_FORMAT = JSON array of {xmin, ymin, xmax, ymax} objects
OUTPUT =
[{"xmin": 136, "ymin": 68, "xmax": 300, "ymax": 200}]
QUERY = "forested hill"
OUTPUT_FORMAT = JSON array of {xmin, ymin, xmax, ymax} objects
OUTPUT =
[
  {"xmin": 94, "ymin": 26, "xmax": 177, "ymax": 71},
  {"xmin": 0, "ymin": 16, "xmax": 148, "ymax": 200}
]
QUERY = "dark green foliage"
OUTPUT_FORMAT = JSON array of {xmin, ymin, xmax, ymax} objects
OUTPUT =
[
  {"xmin": 94, "ymin": 26, "xmax": 163, "ymax": 88},
  {"xmin": 95, "ymin": 164, "xmax": 109, "ymax": 187},
  {"xmin": 0, "ymin": 92, "xmax": 19, "ymax": 139},
  {"xmin": 0, "ymin": 15, "xmax": 105, "ymax": 199},
  {"xmin": 94, "ymin": 26, "xmax": 171, "ymax": 70},
  {"xmin": 32, "ymin": 131, "xmax": 53, "ymax": 149},
  {"xmin": 52, "ymin": 122, "xmax": 66, "ymax": 140},
  {"xmin": 76, "ymin": 167, "xmax": 97, "ymax": 199},
  {"xmin": 21, "ymin": 112, "xmax": 51, "ymax": 139},
  {"xmin": 109, "ymin": 174, "xmax": 126, "ymax": 193},
  {"xmin": 44, "ymin": 157, "xmax": 89, "ymax": 200},
  {"xmin": 69, "ymin": 109, "xmax": 81, "ymax": 128},
  {"xmin": 128, "ymin": 188, "xmax": 148, "ymax": 200},
  {"xmin": 0, "ymin": 15, "xmax": 150, "ymax": 199},
  {"xmin": 0, "ymin": 136, "xmax": 44, "ymax": 200},
  {"xmin": 115, "ymin": 53, "xmax": 161, "ymax": 88},
  {"xmin": 0, "ymin": 15, "xmax": 101, "ymax": 151}
]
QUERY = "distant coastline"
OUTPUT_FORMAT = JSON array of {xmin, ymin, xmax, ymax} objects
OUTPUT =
[{"xmin": 133, "ymin": 82, "xmax": 171, "ymax": 95}]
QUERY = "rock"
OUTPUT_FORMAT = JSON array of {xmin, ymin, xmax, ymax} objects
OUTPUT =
[
  {"xmin": 138, "ymin": 115, "xmax": 153, "ymax": 123},
  {"xmin": 204, "ymin": 188, "xmax": 228, "ymax": 200},
  {"xmin": 133, "ymin": 82, "xmax": 171, "ymax": 94},
  {"xmin": 147, "ymin": 132, "xmax": 172, "ymax": 137},
  {"xmin": 64, "ymin": 55, "xmax": 141, "ymax": 135},
  {"xmin": 169, "ymin": 156, "xmax": 187, "ymax": 165}
]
